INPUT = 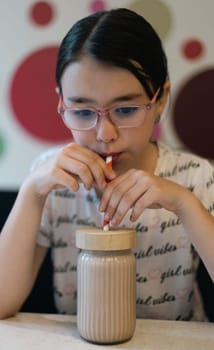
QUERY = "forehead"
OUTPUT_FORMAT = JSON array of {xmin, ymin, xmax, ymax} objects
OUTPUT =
[{"xmin": 60, "ymin": 56, "xmax": 147, "ymax": 102}]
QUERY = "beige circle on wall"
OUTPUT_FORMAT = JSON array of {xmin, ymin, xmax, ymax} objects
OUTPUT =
[{"xmin": 129, "ymin": 0, "xmax": 173, "ymax": 40}]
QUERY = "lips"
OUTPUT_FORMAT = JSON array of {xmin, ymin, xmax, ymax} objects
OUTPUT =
[{"xmin": 100, "ymin": 152, "xmax": 122, "ymax": 162}]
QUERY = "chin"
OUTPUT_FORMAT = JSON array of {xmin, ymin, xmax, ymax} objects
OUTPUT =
[{"xmin": 113, "ymin": 163, "xmax": 129, "ymax": 176}]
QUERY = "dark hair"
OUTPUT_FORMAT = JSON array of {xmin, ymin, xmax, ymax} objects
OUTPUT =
[{"xmin": 56, "ymin": 8, "xmax": 169, "ymax": 99}]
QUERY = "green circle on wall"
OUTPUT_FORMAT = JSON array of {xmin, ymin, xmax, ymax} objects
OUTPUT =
[{"xmin": 0, "ymin": 133, "xmax": 6, "ymax": 159}]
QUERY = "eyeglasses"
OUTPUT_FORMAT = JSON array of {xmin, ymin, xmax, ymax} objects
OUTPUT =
[{"xmin": 57, "ymin": 89, "xmax": 160, "ymax": 131}]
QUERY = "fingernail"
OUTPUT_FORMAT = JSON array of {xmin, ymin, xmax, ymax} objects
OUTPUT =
[
  {"xmin": 99, "ymin": 203, "xmax": 104, "ymax": 212},
  {"xmin": 111, "ymin": 215, "xmax": 119, "ymax": 225},
  {"xmin": 108, "ymin": 171, "xmax": 116, "ymax": 180},
  {"xmin": 130, "ymin": 213, "xmax": 136, "ymax": 222},
  {"xmin": 104, "ymin": 213, "xmax": 110, "ymax": 221}
]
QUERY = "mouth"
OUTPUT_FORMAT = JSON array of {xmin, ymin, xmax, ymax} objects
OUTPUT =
[{"xmin": 99, "ymin": 152, "xmax": 122, "ymax": 163}]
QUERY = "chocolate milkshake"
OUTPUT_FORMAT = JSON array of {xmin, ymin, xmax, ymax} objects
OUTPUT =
[{"xmin": 76, "ymin": 227, "xmax": 136, "ymax": 344}]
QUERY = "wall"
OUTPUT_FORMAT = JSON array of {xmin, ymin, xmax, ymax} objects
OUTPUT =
[{"xmin": 1, "ymin": 0, "xmax": 214, "ymax": 190}]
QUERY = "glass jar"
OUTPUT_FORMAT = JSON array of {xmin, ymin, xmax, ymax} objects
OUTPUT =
[{"xmin": 76, "ymin": 226, "xmax": 136, "ymax": 344}]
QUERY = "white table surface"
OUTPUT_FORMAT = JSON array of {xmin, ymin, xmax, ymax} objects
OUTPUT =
[{"xmin": 0, "ymin": 313, "xmax": 214, "ymax": 350}]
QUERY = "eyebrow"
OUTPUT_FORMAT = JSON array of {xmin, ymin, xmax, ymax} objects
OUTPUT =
[{"xmin": 67, "ymin": 93, "xmax": 145, "ymax": 104}]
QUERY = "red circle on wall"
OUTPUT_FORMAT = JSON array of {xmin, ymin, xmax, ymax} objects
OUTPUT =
[
  {"xmin": 181, "ymin": 39, "xmax": 204, "ymax": 60},
  {"xmin": 29, "ymin": 1, "xmax": 55, "ymax": 26},
  {"xmin": 10, "ymin": 46, "xmax": 71, "ymax": 143}
]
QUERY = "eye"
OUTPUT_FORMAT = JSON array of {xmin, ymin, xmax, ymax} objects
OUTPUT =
[
  {"xmin": 72, "ymin": 109, "xmax": 96, "ymax": 119},
  {"xmin": 113, "ymin": 106, "xmax": 139, "ymax": 117}
]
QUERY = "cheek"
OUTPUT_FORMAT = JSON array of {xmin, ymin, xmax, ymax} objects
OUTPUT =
[
  {"xmin": 141, "ymin": 114, "xmax": 157, "ymax": 139},
  {"xmin": 72, "ymin": 130, "xmax": 95, "ymax": 146},
  {"xmin": 125, "ymin": 122, "xmax": 155, "ymax": 147}
]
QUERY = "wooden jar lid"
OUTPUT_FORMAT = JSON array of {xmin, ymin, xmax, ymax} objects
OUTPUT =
[{"xmin": 76, "ymin": 226, "xmax": 136, "ymax": 251}]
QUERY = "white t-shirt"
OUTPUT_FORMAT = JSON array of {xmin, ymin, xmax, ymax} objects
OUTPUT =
[{"xmin": 37, "ymin": 142, "xmax": 214, "ymax": 320}]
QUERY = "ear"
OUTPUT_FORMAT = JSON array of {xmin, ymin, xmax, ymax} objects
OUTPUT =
[
  {"xmin": 55, "ymin": 86, "xmax": 60, "ymax": 95},
  {"xmin": 157, "ymin": 81, "xmax": 170, "ymax": 115}
]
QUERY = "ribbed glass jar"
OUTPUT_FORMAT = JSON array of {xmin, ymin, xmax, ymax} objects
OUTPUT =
[{"xmin": 76, "ymin": 227, "xmax": 136, "ymax": 344}]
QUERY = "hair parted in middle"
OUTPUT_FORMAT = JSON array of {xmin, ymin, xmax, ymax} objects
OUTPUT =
[{"xmin": 56, "ymin": 8, "xmax": 169, "ymax": 99}]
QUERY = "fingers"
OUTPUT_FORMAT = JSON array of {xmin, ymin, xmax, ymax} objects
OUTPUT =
[
  {"xmin": 50, "ymin": 167, "xmax": 80, "ymax": 192},
  {"xmin": 66, "ymin": 146, "xmax": 115, "ymax": 189},
  {"xmin": 100, "ymin": 169, "xmax": 147, "ymax": 225},
  {"xmin": 32, "ymin": 159, "xmax": 81, "ymax": 196},
  {"xmin": 35, "ymin": 143, "xmax": 117, "ymax": 196},
  {"xmin": 60, "ymin": 144, "xmax": 116, "ymax": 190},
  {"xmin": 100, "ymin": 170, "xmax": 181, "ymax": 226},
  {"xmin": 109, "ymin": 184, "xmax": 144, "ymax": 226},
  {"xmin": 58, "ymin": 155, "xmax": 94, "ymax": 190},
  {"xmin": 130, "ymin": 187, "xmax": 162, "ymax": 221}
]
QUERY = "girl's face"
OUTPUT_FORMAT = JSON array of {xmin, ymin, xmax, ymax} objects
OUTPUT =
[{"xmin": 60, "ymin": 56, "xmax": 168, "ymax": 175}]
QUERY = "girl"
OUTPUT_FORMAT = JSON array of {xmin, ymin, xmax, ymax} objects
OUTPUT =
[{"xmin": 1, "ymin": 8, "xmax": 214, "ymax": 321}]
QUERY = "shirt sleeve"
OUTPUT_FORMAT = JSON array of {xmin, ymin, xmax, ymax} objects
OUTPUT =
[{"xmin": 193, "ymin": 158, "xmax": 214, "ymax": 214}]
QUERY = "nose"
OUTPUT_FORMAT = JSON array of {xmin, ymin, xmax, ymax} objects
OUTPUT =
[{"xmin": 96, "ymin": 115, "xmax": 118, "ymax": 143}]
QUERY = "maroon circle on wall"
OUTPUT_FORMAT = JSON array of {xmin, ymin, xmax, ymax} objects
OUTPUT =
[
  {"xmin": 172, "ymin": 68, "xmax": 214, "ymax": 159},
  {"xmin": 10, "ymin": 46, "xmax": 71, "ymax": 143}
]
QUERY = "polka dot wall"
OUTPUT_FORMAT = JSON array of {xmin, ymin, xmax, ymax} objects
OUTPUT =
[{"xmin": 1, "ymin": 0, "xmax": 214, "ymax": 188}]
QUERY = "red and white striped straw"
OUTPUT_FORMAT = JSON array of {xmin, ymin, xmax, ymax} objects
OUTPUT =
[{"xmin": 103, "ymin": 155, "xmax": 112, "ymax": 231}]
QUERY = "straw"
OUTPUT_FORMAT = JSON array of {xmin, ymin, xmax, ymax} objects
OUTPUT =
[{"xmin": 103, "ymin": 155, "xmax": 112, "ymax": 231}]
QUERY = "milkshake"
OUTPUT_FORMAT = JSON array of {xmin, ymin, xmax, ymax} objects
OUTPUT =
[{"xmin": 76, "ymin": 226, "xmax": 136, "ymax": 344}]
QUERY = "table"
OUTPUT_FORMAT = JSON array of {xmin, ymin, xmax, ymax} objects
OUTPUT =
[{"xmin": 0, "ymin": 313, "xmax": 214, "ymax": 349}]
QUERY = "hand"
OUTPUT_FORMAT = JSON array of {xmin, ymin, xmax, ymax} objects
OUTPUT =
[
  {"xmin": 99, "ymin": 169, "xmax": 189, "ymax": 226},
  {"xmin": 29, "ymin": 143, "xmax": 116, "ymax": 197}
]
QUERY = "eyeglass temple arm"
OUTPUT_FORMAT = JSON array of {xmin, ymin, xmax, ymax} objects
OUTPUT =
[{"xmin": 151, "ymin": 87, "xmax": 161, "ymax": 103}]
